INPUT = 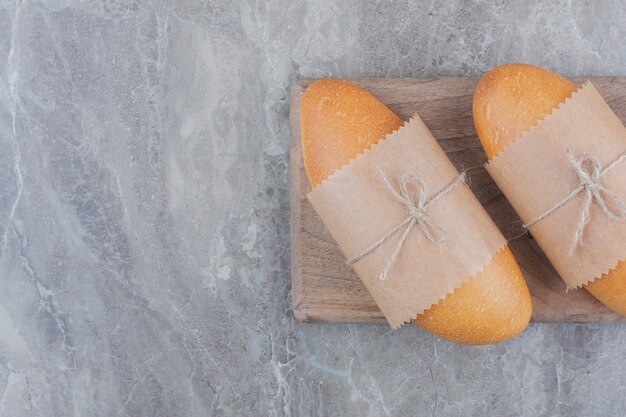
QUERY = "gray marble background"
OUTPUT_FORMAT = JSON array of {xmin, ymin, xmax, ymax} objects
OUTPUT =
[{"xmin": 0, "ymin": 1, "xmax": 624, "ymax": 416}]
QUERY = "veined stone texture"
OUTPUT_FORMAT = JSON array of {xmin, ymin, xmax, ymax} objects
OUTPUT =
[{"xmin": 0, "ymin": 1, "xmax": 624, "ymax": 416}]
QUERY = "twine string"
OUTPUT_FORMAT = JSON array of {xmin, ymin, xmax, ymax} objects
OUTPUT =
[
  {"xmin": 524, "ymin": 150, "xmax": 626, "ymax": 256},
  {"xmin": 346, "ymin": 168, "xmax": 466, "ymax": 281}
]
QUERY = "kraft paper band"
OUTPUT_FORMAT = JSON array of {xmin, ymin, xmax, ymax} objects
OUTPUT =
[
  {"xmin": 486, "ymin": 82, "xmax": 626, "ymax": 290},
  {"xmin": 308, "ymin": 115, "xmax": 506, "ymax": 328}
]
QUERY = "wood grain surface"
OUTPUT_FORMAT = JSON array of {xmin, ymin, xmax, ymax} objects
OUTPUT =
[{"xmin": 290, "ymin": 77, "xmax": 626, "ymax": 324}]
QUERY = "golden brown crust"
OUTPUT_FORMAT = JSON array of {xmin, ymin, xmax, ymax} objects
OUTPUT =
[
  {"xmin": 301, "ymin": 79, "xmax": 403, "ymax": 187},
  {"xmin": 473, "ymin": 63, "xmax": 577, "ymax": 159},
  {"xmin": 413, "ymin": 247, "xmax": 531, "ymax": 345}
]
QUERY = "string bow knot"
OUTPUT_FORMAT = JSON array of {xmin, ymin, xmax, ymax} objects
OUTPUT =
[
  {"xmin": 347, "ymin": 168, "xmax": 466, "ymax": 281},
  {"xmin": 524, "ymin": 150, "xmax": 626, "ymax": 256}
]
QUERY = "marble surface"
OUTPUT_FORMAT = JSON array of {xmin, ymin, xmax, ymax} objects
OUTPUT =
[{"xmin": 0, "ymin": 1, "xmax": 624, "ymax": 416}]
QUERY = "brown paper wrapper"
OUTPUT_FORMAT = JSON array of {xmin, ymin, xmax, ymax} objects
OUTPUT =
[
  {"xmin": 307, "ymin": 115, "xmax": 506, "ymax": 328},
  {"xmin": 486, "ymin": 82, "xmax": 626, "ymax": 290}
]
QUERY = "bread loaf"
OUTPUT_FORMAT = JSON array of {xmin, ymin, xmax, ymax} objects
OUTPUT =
[
  {"xmin": 473, "ymin": 63, "xmax": 626, "ymax": 316},
  {"xmin": 301, "ymin": 78, "xmax": 532, "ymax": 344}
]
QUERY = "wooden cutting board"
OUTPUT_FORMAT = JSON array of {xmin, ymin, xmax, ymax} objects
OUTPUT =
[{"xmin": 290, "ymin": 77, "xmax": 626, "ymax": 324}]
